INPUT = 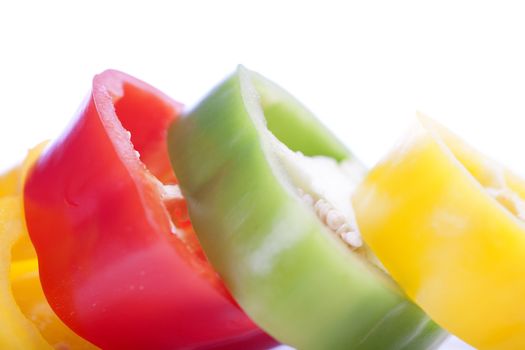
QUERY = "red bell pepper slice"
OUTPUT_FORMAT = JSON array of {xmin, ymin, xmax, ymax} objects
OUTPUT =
[{"xmin": 24, "ymin": 70, "xmax": 275, "ymax": 350}]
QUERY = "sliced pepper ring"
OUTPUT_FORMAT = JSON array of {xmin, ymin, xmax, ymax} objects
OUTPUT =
[
  {"xmin": 353, "ymin": 114, "xmax": 525, "ymax": 350},
  {"xmin": 24, "ymin": 70, "xmax": 275, "ymax": 350},
  {"xmin": 168, "ymin": 67, "xmax": 446, "ymax": 349}
]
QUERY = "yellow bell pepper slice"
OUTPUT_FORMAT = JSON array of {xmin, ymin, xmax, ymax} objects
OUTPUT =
[
  {"xmin": 353, "ymin": 114, "xmax": 525, "ymax": 350},
  {"xmin": 0, "ymin": 196, "xmax": 51, "ymax": 350},
  {"xmin": 0, "ymin": 144, "xmax": 97, "ymax": 349}
]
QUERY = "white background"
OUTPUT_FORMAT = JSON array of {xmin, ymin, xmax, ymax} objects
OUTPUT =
[{"xmin": 4, "ymin": 1, "xmax": 525, "ymax": 349}]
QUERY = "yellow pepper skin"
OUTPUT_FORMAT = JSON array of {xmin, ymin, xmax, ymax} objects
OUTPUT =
[
  {"xmin": 0, "ymin": 196, "xmax": 51, "ymax": 350},
  {"xmin": 353, "ymin": 114, "xmax": 525, "ymax": 350},
  {"xmin": 0, "ymin": 145, "xmax": 97, "ymax": 349}
]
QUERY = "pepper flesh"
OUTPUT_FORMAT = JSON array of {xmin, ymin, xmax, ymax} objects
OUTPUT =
[
  {"xmin": 353, "ymin": 114, "xmax": 525, "ymax": 350},
  {"xmin": 168, "ymin": 67, "xmax": 445, "ymax": 349},
  {"xmin": 0, "ymin": 144, "xmax": 97, "ymax": 349},
  {"xmin": 24, "ymin": 70, "xmax": 275, "ymax": 350},
  {"xmin": 0, "ymin": 197, "xmax": 51, "ymax": 350}
]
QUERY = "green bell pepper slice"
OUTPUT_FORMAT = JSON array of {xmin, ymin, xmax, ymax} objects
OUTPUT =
[{"xmin": 168, "ymin": 67, "xmax": 445, "ymax": 350}]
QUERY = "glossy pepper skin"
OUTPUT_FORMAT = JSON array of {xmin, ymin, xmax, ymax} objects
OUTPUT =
[
  {"xmin": 24, "ymin": 70, "xmax": 275, "ymax": 350},
  {"xmin": 0, "ymin": 144, "xmax": 97, "ymax": 350},
  {"xmin": 353, "ymin": 115, "xmax": 525, "ymax": 350},
  {"xmin": 168, "ymin": 67, "xmax": 446, "ymax": 350}
]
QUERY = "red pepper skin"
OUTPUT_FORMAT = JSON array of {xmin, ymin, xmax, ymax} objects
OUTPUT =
[{"xmin": 24, "ymin": 70, "xmax": 276, "ymax": 350}]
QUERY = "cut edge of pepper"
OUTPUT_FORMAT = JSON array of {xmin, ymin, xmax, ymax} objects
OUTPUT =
[
  {"xmin": 236, "ymin": 66, "xmax": 397, "ymax": 286},
  {"xmin": 90, "ymin": 70, "xmax": 230, "ymax": 296},
  {"xmin": 416, "ymin": 112, "xmax": 525, "ymax": 228}
]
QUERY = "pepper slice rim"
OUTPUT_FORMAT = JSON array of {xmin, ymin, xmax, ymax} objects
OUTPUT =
[{"xmin": 417, "ymin": 113, "xmax": 525, "ymax": 227}]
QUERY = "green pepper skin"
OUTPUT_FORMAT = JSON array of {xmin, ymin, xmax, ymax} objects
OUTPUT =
[{"xmin": 168, "ymin": 67, "xmax": 445, "ymax": 350}]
